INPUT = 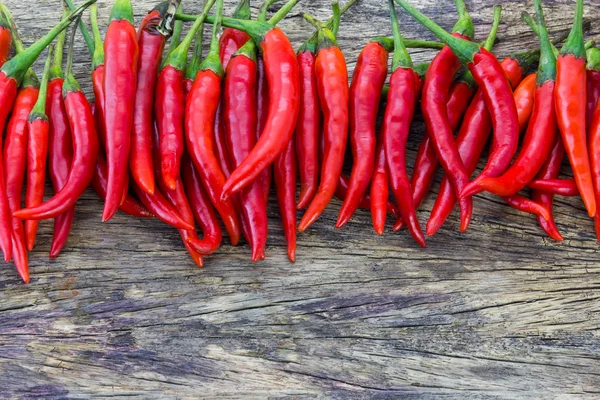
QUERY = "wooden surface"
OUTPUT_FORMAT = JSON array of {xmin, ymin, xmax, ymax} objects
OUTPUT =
[{"xmin": 1, "ymin": 0, "xmax": 599, "ymax": 398}]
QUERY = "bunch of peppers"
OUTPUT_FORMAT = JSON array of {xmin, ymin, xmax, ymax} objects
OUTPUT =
[{"xmin": 0, "ymin": 0, "xmax": 599, "ymax": 284}]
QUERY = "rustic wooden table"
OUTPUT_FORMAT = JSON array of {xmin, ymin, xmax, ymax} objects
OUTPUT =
[{"xmin": 1, "ymin": 0, "xmax": 599, "ymax": 398}]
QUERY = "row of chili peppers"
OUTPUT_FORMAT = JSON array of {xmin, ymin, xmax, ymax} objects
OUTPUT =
[{"xmin": 0, "ymin": 0, "xmax": 598, "ymax": 284}]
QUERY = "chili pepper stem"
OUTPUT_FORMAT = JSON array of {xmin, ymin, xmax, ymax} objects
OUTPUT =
[
  {"xmin": 64, "ymin": 0, "xmax": 94, "ymax": 54},
  {"xmin": 109, "ymin": 0, "xmax": 134, "ymax": 23},
  {"xmin": 90, "ymin": 4, "xmax": 105, "ymax": 70},
  {"xmin": 29, "ymin": 45, "xmax": 53, "ymax": 120},
  {"xmin": 561, "ymin": 0, "xmax": 585, "ymax": 58}
]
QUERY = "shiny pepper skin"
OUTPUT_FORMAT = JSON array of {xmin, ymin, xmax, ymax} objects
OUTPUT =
[
  {"xmin": 131, "ymin": 8, "xmax": 166, "ymax": 195},
  {"xmin": 4, "ymin": 86, "xmax": 38, "ymax": 282},
  {"xmin": 556, "ymin": 54, "xmax": 595, "ymax": 217},
  {"xmin": 273, "ymin": 137, "xmax": 297, "ymax": 262},
  {"xmin": 295, "ymin": 50, "xmax": 320, "ymax": 210},
  {"xmin": 298, "ymin": 45, "xmax": 348, "ymax": 232},
  {"xmin": 47, "ymin": 77, "xmax": 75, "ymax": 259},
  {"xmin": 337, "ymin": 42, "xmax": 388, "ymax": 229},
  {"xmin": 102, "ymin": 18, "xmax": 139, "ymax": 222},
  {"xmin": 370, "ymin": 137, "xmax": 389, "ymax": 236},
  {"xmin": 513, "ymin": 73, "xmax": 537, "ymax": 133},
  {"xmin": 25, "ymin": 116, "xmax": 49, "ymax": 251}
]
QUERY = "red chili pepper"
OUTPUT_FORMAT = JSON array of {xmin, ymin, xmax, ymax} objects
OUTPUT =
[
  {"xmin": 4, "ymin": 75, "xmax": 38, "ymax": 282},
  {"xmin": 513, "ymin": 73, "xmax": 537, "ymax": 133},
  {"xmin": 553, "ymin": 0, "xmax": 595, "ymax": 217},
  {"xmin": 335, "ymin": 172, "xmax": 397, "ymax": 217},
  {"xmin": 219, "ymin": 26, "xmax": 300, "ymax": 200},
  {"xmin": 182, "ymin": 156, "xmax": 222, "ymax": 256},
  {"xmin": 587, "ymin": 60, "xmax": 600, "ymax": 238},
  {"xmin": 130, "ymin": 2, "xmax": 168, "ymax": 195},
  {"xmin": 295, "ymin": 46, "xmax": 320, "ymax": 210},
  {"xmin": 274, "ymin": 136, "xmax": 297, "ymax": 262},
  {"xmin": 0, "ymin": 9, "xmax": 10, "ymax": 68},
  {"xmin": 399, "ymin": 0, "xmax": 474, "ymax": 232},
  {"xmin": 219, "ymin": 0, "xmax": 251, "ymax": 69},
  {"xmin": 370, "ymin": 137, "xmax": 389, "ymax": 236},
  {"xmin": 397, "ymin": 3, "xmax": 519, "ymax": 203},
  {"xmin": 46, "ymin": 15, "xmax": 74, "ymax": 259},
  {"xmin": 24, "ymin": 47, "xmax": 54, "ymax": 251},
  {"xmin": 224, "ymin": 42, "xmax": 268, "ymax": 261},
  {"xmin": 89, "ymin": 4, "xmax": 106, "ymax": 150},
  {"xmin": 336, "ymin": 41, "xmax": 388, "ymax": 229},
  {"xmin": 475, "ymin": 2, "xmax": 557, "ymax": 197},
  {"xmin": 13, "ymin": 27, "xmax": 99, "ymax": 222},
  {"xmin": 91, "ymin": 153, "xmax": 154, "ymax": 219},
  {"xmin": 532, "ymin": 136, "xmax": 565, "ymax": 241},
  {"xmin": 426, "ymin": 53, "xmax": 529, "ymax": 236},
  {"xmin": 502, "ymin": 195, "xmax": 550, "ymax": 221},
  {"xmin": 298, "ymin": 26, "xmax": 348, "ymax": 231},
  {"xmin": 185, "ymin": 0, "xmax": 242, "ymax": 246},
  {"xmin": 586, "ymin": 48, "xmax": 600, "ymax": 130},
  {"xmin": 256, "ymin": 55, "xmax": 272, "ymax": 204},
  {"xmin": 132, "ymin": 182, "xmax": 193, "ymax": 231},
  {"xmin": 157, "ymin": 2, "xmax": 212, "ymax": 192},
  {"xmin": 102, "ymin": 0, "xmax": 139, "ymax": 222},
  {"xmin": 381, "ymin": 1, "xmax": 424, "ymax": 246}
]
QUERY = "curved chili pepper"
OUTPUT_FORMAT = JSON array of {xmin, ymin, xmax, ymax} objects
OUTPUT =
[
  {"xmin": 219, "ymin": 26, "xmax": 300, "ymax": 200},
  {"xmin": 398, "ymin": 0, "xmax": 474, "ymax": 232},
  {"xmin": 0, "ymin": 10, "xmax": 10, "ymax": 68},
  {"xmin": 475, "ymin": 1, "xmax": 557, "ymax": 197},
  {"xmin": 132, "ymin": 182, "xmax": 193, "ymax": 230},
  {"xmin": 381, "ymin": 0, "xmax": 424, "ymax": 246},
  {"xmin": 396, "ymin": 2, "xmax": 519, "ymax": 203},
  {"xmin": 102, "ymin": 0, "xmax": 139, "ymax": 222},
  {"xmin": 335, "ymin": 170, "xmax": 397, "ymax": 217},
  {"xmin": 336, "ymin": 41, "xmax": 388, "ymax": 229},
  {"xmin": 182, "ymin": 156, "xmax": 222, "ymax": 256},
  {"xmin": 46, "ymin": 15, "xmax": 74, "ymax": 259},
  {"xmin": 13, "ymin": 30, "xmax": 99, "ymax": 222},
  {"xmin": 298, "ymin": 26, "xmax": 347, "ymax": 231},
  {"xmin": 502, "ymin": 195, "xmax": 550, "ymax": 221},
  {"xmin": 130, "ymin": 2, "xmax": 168, "ymax": 195},
  {"xmin": 0, "ymin": 2, "xmax": 91, "ymax": 264},
  {"xmin": 4, "ymin": 76, "xmax": 38, "ymax": 282},
  {"xmin": 224, "ymin": 42, "xmax": 268, "ymax": 262},
  {"xmin": 513, "ymin": 73, "xmax": 537, "ymax": 133},
  {"xmin": 295, "ymin": 46, "xmax": 320, "ymax": 210},
  {"xmin": 586, "ymin": 48, "xmax": 600, "ymax": 130},
  {"xmin": 92, "ymin": 153, "xmax": 153, "ymax": 219},
  {"xmin": 157, "ymin": 1, "xmax": 213, "ymax": 192},
  {"xmin": 532, "ymin": 136, "xmax": 565, "ymax": 241},
  {"xmin": 529, "ymin": 179, "xmax": 578, "ymax": 196},
  {"xmin": 185, "ymin": 0, "xmax": 242, "ymax": 246},
  {"xmin": 370, "ymin": 137, "xmax": 389, "ymax": 236},
  {"xmin": 426, "ymin": 54, "xmax": 528, "ymax": 236},
  {"xmin": 553, "ymin": 0, "xmax": 595, "ymax": 217},
  {"xmin": 25, "ymin": 47, "xmax": 54, "ymax": 251},
  {"xmin": 274, "ymin": 136, "xmax": 297, "ymax": 262}
]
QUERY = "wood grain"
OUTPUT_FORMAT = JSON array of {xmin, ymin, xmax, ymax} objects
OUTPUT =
[{"xmin": 0, "ymin": 0, "xmax": 599, "ymax": 398}]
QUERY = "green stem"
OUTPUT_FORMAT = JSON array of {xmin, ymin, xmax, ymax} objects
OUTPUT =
[
  {"xmin": 166, "ymin": 3, "xmax": 183, "ymax": 60},
  {"xmin": 90, "ymin": 3, "xmax": 105, "ymax": 70},
  {"xmin": 269, "ymin": 0, "xmax": 298, "ymax": 25},
  {"xmin": 561, "ymin": 0, "xmax": 585, "ymax": 58},
  {"xmin": 166, "ymin": 0, "xmax": 215, "ymax": 71},
  {"xmin": 389, "ymin": 0, "xmax": 411, "ymax": 71},
  {"xmin": 451, "ymin": 0, "xmax": 474, "ymax": 39},
  {"xmin": 259, "ymin": 0, "xmax": 278, "ymax": 22},
  {"xmin": 303, "ymin": 13, "xmax": 323, "ymax": 30},
  {"xmin": 331, "ymin": 2, "xmax": 340, "ymax": 37},
  {"xmin": 298, "ymin": 0, "xmax": 358, "ymax": 54},
  {"xmin": 394, "ymin": 0, "xmax": 480, "ymax": 65},
  {"xmin": 49, "ymin": 6, "xmax": 70, "ymax": 80},
  {"xmin": 63, "ymin": 16, "xmax": 82, "ymax": 93},
  {"xmin": 233, "ymin": 0, "xmax": 251, "ymax": 19},
  {"xmin": 534, "ymin": 0, "xmax": 556, "ymax": 84},
  {"xmin": 29, "ymin": 44, "xmax": 53, "ymax": 120},
  {"xmin": 185, "ymin": 22, "xmax": 204, "ymax": 81},
  {"xmin": 0, "ymin": 0, "xmax": 96, "ymax": 85},
  {"xmin": 64, "ymin": 0, "xmax": 94, "ymax": 55},
  {"xmin": 109, "ymin": 0, "xmax": 134, "ymax": 24},
  {"xmin": 414, "ymin": 62, "xmax": 429, "ymax": 78},
  {"xmin": 587, "ymin": 47, "xmax": 600, "ymax": 71},
  {"xmin": 585, "ymin": 39, "xmax": 595, "ymax": 50},
  {"xmin": 199, "ymin": 0, "xmax": 224, "ymax": 76},
  {"xmin": 369, "ymin": 36, "xmax": 443, "ymax": 51},
  {"xmin": 175, "ymin": 13, "xmax": 272, "ymax": 43}
]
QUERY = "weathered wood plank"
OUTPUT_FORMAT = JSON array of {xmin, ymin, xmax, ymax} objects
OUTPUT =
[{"xmin": 0, "ymin": 0, "xmax": 599, "ymax": 398}]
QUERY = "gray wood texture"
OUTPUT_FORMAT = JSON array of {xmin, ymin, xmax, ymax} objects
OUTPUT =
[{"xmin": 1, "ymin": 0, "xmax": 599, "ymax": 398}]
